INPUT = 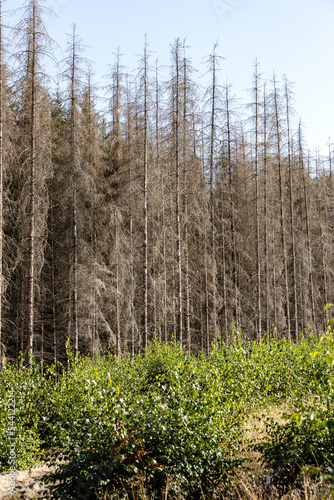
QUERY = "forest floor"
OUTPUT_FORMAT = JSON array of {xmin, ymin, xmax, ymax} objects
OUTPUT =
[
  {"xmin": 0, "ymin": 460, "xmax": 329, "ymax": 500},
  {"xmin": 0, "ymin": 465, "xmax": 54, "ymax": 499},
  {"xmin": 242, "ymin": 404, "xmax": 288, "ymax": 473}
]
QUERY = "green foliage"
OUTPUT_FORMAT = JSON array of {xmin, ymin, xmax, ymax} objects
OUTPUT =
[
  {"xmin": 44, "ymin": 342, "xmax": 243, "ymax": 498},
  {"xmin": 210, "ymin": 335, "xmax": 330, "ymax": 408},
  {"xmin": 254, "ymin": 310, "xmax": 334, "ymax": 491},
  {"xmin": 256, "ymin": 403, "xmax": 334, "ymax": 486},
  {"xmin": 0, "ymin": 361, "xmax": 49, "ymax": 471},
  {"xmin": 1, "ymin": 334, "xmax": 333, "ymax": 497}
]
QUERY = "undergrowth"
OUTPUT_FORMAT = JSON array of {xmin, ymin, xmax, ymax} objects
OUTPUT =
[{"xmin": 0, "ymin": 327, "xmax": 333, "ymax": 498}]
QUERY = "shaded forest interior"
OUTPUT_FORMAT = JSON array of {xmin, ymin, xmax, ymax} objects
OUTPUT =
[{"xmin": 0, "ymin": 0, "xmax": 333, "ymax": 368}]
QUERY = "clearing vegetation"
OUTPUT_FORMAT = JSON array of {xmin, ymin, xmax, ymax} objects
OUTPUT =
[{"xmin": 1, "ymin": 330, "xmax": 334, "ymax": 499}]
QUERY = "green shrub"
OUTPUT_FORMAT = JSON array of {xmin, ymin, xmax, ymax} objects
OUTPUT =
[
  {"xmin": 254, "ymin": 314, "xmax": 334, "ymax": 490},
  {"xmin": 255, "ymin": 403, "xmax": 334, "ymax": 486},
  {"xmin": 1, "ymin": 330, "xmax": 333, "ymax": 496},
  {"xmin": 44, "ymin": 342, "xmax": 244, "ymax": 498},
  {"xmin": 0, "ymin": 362, "xmax": 48, "ymax": 471}
]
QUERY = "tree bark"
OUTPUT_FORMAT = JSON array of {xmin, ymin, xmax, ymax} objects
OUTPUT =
[
  {"xmin": 226, "ymin": 85, "xmax": 237, "ymax": 329},
  {"xmin": 0, "ymin": 0, "xmax": 3, "ymax": 372},
  {"xmin": 273, "ymin": 77, "xmax": 291, "ymax": 339},
  {"xmin": 70, "ymin": 25, "xmax": 79, "ymax": 359},
  {"xmin": 173, "ymin": 40, "xmax": 183, "ymax": 343},
  {"xmin": 285, "ymin": 79, "xmax": 298, "ymax": 340},
  {"xmin": 143, "ymin": 39, "xmax": 149, "ymax": 349},
  {"xmin": 209, "ymin": 46, "xmax": 218, "ymax": 345},
  {"xmin": 263, "ymin": 82, "xmax": 270, "ymax": 333},
  {"xmin": 27, "ymin": 0, "xmax": 37, "ymax": 367},
  {"xmin": 253, "ymin": 61, "xmax": 262, "ymax": 340}
]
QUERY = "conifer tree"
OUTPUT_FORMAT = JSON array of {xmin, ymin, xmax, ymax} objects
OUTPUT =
[
  {"xmin": 0, "ymin": 0, "xmax": 3, "ymax": 370},
  {"xmin": 273, "ymin": 75, "xmax": 291, "ymax": 338},
  {"xmin": 13, "ymin": 0, "xmax": 53, "ymax": 366},
  {"xmin": 285, "ymin": 78, "xmax": 298, "ymax": 339}
]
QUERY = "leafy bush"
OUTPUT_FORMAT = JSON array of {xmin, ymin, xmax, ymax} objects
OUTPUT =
[
  {"xmin": 210, "ymin": 335, "xmax": 330, "ymax": 409},
  {"xmin": 254, "ymin": 311, "xmax": 334, "ymax": 490},
  {"xmin": 44, "ymin": 342, "xmax": 244, "ymax": 498},
  {"xmin": 255, "ymin": 403, "xmax": 334, "ymax": 486},
  {"xmin": 1, "ymin": 332, "xmax": 333, "ymax": 497},
  {"xmin": 0, "ymin": 362, "xmax": 49, "ymax": 471}
]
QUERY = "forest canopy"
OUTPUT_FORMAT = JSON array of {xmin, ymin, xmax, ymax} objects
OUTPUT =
[{"xmin": 0, "ymin": 0, "xmax": 333, "ymax": 368}]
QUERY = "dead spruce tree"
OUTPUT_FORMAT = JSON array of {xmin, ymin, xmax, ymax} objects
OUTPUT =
[
  {"xmin": 204, "ymin": 42, "xmax": 222, "ymax": 348},
  {"xmin": 59, "ymin": 25, "xmax": 99, "ymax": 359},
  {"xmin": 273, "ymin": 75, "xmax": 291, "ymax": 339},
  {"xmin": 250, "ymin": 59, "xmax": 262, "ymax": 340},
  {"xmin": 140, "ymin": 37, "xmax": 149, "ymax": 349},
  {"xmin": 13, "ymin": 0, "xmax": 52, "ymax": 366},
  {"xmin": 284, "ymin": 78, "xmax": 298, "ymax": 340},
  {"xmin": 0, "ymin": 0, "xmax": 3, "ymax": 370},
  {"xmin": 169, "ymin": 39, "xmax": 183, "ymax": 343},
  {"xmin": 0, "ymin": 0, "xmax": 14, "ymax": 367}
]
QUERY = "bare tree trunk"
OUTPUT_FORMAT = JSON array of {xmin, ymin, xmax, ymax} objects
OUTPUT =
[
  {"xmin": 163, "ymin": 235, "xmax": 168, "ymax": 343},
  {"xmin": 226, "ymin": 85, "xmax": 237, "ymax": 328},
  {"xmin": 0, "ymin": 0, "xmax": 3, "ymax": 372},
  {"xmin": 209, "ymin": 45, "xmax": 218, "ymax": 345},
  {"xmin": 204, "ymin": 228, "xmax": 210, "ymax": 353},
  {"xmin": 69, "ymin": 25, "xmax": 79, "ymax": 359},
  {"xmin": 173, "ymin": 40, "xmax": 183, "ymax": 343},
  {"xmin": 182, "ymin": 46, "xmax": 191, "ymax": 350},
  {"xmin": 298, "ymin": 132, "xmax": 315, "ymax": 330},
  {"xmin": 50, "ymin": 193, "xmax": 57, "ymax": 365},
  {"xmin": 152, "ymin": 66, "xmax": 159, "ymax": 340},
  {"xmin": 115, "ymin": 222, "xmax": 121, "ymax": 354},
  {"xmin": 40, "ymin": 292, "xmax": 44, "ymax": 374},
  {"xmin": 184, "ymin": 212, "xmax": 190, "ymax": 349},
  {"xmin": 273, "ymin": 240, "xmax": 278, "ymax": 330},
  {"xmin": 126, "ymin": 81, "xmax": 135, "ymax": 355},
  {"xmin": 87, "ymin": 75, "xmax": 98, "ymax": 357},
  {"xmin": 72, "ymin": 187, "xmax": 78, "ymax": 357},
  {"xmin": 273, "ymin": 77, "xmax": 291, "ymax": 339},
  {"xmin": 110, "ymin": 54, "xmax": 122, "ymax": 354},
  {"xmin": 130, "ymin": 208, "xmax": 135, "ymax": 353},
  {"xmin": 92, "ymin": 211, "xmax": 97, "ymax": 358},
  {"xmin": 320, "ymin": 214, "xmax": 328, "ymax": 327},
  {"xmin": 253, "ymin": 61, "xmax": 262, "ymax": 340},
  {"xmin": 220, "ymin": 203, "xmax": 228, "ymax": 335},
  {"xmin": 143, "ymin": 39, "xmax": 149, "ymax": 349},
  {"xmin": 316, "ymin": 154, "xmax": 328, "ymax": 328},
  {"xmin": 263, "ymin": 82, "xmax": 270, "ymax": 333},
  {"xmin": 154, "ymin": 63, "xmax": 168, "ymax": 344},
  {"xmin": 27, "ymin": 0, "xmax": 37, "ymax": 367},
  {"xmin": 285, "ymin": 79, "xmax": 298, "ymax": 340}
]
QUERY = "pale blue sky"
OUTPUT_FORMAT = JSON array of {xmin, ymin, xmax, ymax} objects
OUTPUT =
[{"xmin": 6, "ymin": 0, "xmax": 334, "ymax": 153}]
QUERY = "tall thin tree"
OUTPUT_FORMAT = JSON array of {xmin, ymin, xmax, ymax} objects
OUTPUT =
[
  {"xmin": 252, "ymin": 59, "xmax": 262, "ymax": 340},
  {"xmin": 0, "ymin": 0, "xmax": 3, "ymax": 371},
  {"xmin": 171, "ymin": 39, "xmax": 183, "ymax": 343},
  {"xmin": 273, "ymin": 75, "xmax": 290, "ymax": 339},
  {"xmin": 285, "ymin": 78, "xmax": 298, "ymax": 340}
]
